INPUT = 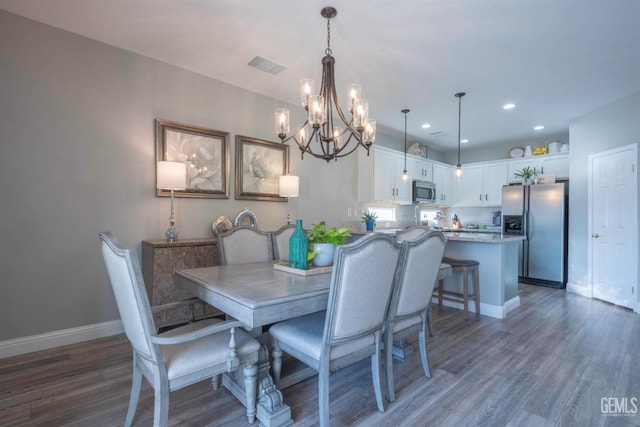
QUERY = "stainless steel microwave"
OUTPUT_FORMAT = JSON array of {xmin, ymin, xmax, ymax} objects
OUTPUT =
[{"xmin": 412, "ymin": 180, "xmax": 436, "ymax": 204}]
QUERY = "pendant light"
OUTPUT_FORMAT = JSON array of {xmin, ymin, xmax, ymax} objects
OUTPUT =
[
  {"xmin": 401, "ymin": 109, "xmax": 410, "ymax": 181},
  {"xmin": 454, "ymin": 92, "xmax": 466, "ymax": 178}
]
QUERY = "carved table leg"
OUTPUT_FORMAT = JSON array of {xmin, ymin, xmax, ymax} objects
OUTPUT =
[{"xmin": 223, "ymin": 341, "xmax": 292, "ymax": 427}]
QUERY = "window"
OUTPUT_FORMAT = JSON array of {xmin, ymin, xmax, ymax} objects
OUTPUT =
[{"xmin": 366, "ymin": 206, "xmax": 395, "ymax": 221}]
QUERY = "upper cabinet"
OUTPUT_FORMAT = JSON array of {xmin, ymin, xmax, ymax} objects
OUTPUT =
[
  {"xmin": 432, "ymin": 162, "xmax": 454, "ymax": 206},
  {"xmin": 412, "ymin": 157, "xmax": 433, "ymax": 182},
  {"xmin": 507, "ymin": 154, "xmax": 569, "ymax": 182},
  {"xmin": 454, "ymin": 161, "xmax": 508, "ymax": 207},
  {"xmin": 358, "ymin": 146, "xmax": 569, "ymax": 207},
  {"xmin": 358, "ymin": 146, "xmax": 413, "ymax": 204}
]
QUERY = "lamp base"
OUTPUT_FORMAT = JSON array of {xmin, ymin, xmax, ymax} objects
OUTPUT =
[{"xmin": 165, "ymin": 226, "xmax": 179, "ymax": 242}]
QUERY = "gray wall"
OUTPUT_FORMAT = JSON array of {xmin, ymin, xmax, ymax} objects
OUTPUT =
[
  {"xmin": 0, "ymin": 10, "xmax": 405, "ymax": 341},
  {"xmin": 567, "ymin": 91, "xmax": 640, "ymax": 289}
]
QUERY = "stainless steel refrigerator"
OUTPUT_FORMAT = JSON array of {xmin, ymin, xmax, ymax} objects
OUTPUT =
[{"xmin": 502, "ymin": 182, "xmax": 568, "ymax": 288}]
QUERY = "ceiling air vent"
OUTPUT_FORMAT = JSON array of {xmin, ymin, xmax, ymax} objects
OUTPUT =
[{"xmin": 248, "ymin": 56, "xmax": 286, "ymax": 75}]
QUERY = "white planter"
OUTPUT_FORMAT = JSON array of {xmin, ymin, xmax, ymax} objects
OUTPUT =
[{"xmin": 311, "ymin": 243, "xmax": 335, "ymax": 267}]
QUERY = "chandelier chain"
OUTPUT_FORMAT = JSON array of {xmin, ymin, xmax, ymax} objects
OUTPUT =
[{"xmin": 325, "ymin": 16, "xmax": 332, "ymax": 56}]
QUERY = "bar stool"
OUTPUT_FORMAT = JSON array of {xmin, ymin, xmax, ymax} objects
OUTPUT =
[{"xmin": 434, "ymin": 257, "xmax": 480, "ymax": 320}]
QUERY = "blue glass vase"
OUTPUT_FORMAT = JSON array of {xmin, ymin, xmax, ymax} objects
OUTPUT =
[{"xmin": 288, "ymin": 219, "xmax": 309, "ymax": 270}]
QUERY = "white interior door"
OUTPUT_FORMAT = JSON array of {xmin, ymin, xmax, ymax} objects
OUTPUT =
[{"xmin": 589, "ymin": 144, "xmax": 638, "ymax": 309}]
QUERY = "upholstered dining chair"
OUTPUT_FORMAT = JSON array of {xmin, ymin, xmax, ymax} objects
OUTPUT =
[
  {"xmin": 395, "ymin": 226, "xmax": 449, "ymax": 337},
  {"xmin": 269, "ymin": 233, "xmax": 403, "ymax": 426},
  {"xmin": 271, "ymin": 224, "xmax": 296, "ymax": 261},
  {"xmin": 384, "ymin": 231, "xmax": 446, "ymax": 402},
  {"xmin": 99, "ymin": 232, "xmax": 260, "ymax": 426},
  {"xmin": 217, "ymin": 225, "xmax": 273, "ymax": 265}
]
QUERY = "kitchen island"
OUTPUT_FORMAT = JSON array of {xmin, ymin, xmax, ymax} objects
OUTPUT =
[{"xmin": 440, "ymin": 232, "xmax": 525, "ymax": 318}]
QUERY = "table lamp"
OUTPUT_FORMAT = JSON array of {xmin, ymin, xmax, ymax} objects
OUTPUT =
[
  {"xmin": 279, "ymin": 175, "xmax": 299, "ymax": 224},
  {"xmin": 157, "ymin": 161, "xmax": 187, "ymax": 241}
]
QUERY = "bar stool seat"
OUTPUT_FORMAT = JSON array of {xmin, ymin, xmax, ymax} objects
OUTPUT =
[{"xmin": 433, "ymin": 257, "xmax": 480, "ymax": 320}]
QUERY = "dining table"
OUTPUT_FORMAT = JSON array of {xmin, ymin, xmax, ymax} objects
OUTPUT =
[{"xmin": 174, "ymin": 260, "xmax": 452, "ymax": 427}]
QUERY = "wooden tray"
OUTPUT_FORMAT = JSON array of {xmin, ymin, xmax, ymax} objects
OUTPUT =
[{"xmin": 274, "ymin": 261, "xmax": 333, "ymax": 276}]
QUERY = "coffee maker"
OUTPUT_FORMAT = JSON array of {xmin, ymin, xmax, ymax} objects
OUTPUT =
[{"xmin": 491, "ymin": 211, "xmax": 501, "ymax": 227}]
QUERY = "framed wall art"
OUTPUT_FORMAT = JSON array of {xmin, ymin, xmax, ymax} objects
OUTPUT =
[
  {"xmin": 235, "ymin": 135, "xmax": 289, "ymax": 201},
  {"xmin": 155, "ymin": 119, "xmax": 230, "ymax": 199}
]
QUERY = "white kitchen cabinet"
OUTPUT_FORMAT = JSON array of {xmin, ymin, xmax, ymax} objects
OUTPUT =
[
  {"xmin": 454, "ymin": 161, "xmax": 507, "ymax": 207},
  {"xmin": 412, "ymin": 156, "xmax": 433, "ymax": 182},
  {"xmin": 540, "ymin": 154, "xmax": 569, "ymax": 178},
  {"xmin": 358, "ymin": 146, "xmax": 412, "ymax": 204},
  {"xmin": 507, "ymin": 154, "xmax": 569, "ymax": 182},
  {"xmin": 432, "ymin": 162, "xmax": 454, "ymax": 206}
]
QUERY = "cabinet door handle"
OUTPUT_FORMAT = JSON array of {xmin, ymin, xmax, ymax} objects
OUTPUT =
[
  {"xmin": 479, "ymin": 194, "xmax": 482, "ymax": 201},
  {"xmin": 485, "ymin": 194, "xmax": 488, "ymax": 200}
]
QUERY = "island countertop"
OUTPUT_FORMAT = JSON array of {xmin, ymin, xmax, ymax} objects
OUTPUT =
[{"xmin": 442, "ymin": 232, "xmax": 525, "ymax": 243}]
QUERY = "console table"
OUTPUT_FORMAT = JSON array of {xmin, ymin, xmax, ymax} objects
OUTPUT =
[{"xmin": 141, "ymin": 238, "xmax": 222, "ymax": 329}]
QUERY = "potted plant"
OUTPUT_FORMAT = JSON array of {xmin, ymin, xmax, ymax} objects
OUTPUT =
[
  {"xmin": 514, "ymin": 166, "xmax": 535, "ymax": 184},
  {"xmin": 307, "ymin": 221, "xmax": 352, "ymax": 267},
  {"xmin": 361, "ymin": 210, "xmax": 378, "ymax": 232}
]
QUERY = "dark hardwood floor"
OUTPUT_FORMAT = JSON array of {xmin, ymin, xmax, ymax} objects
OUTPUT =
[{"xmin": 2, "ymin": 284, "xmax": 640, "ymax": 426}]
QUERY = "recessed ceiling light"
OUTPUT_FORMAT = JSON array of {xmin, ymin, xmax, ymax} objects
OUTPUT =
[
  {"xmin": 503, "ymin": 103, "xmax": 516, "ymax": 110},
  {"xmin": 460, "ymin": 139, "xmax": 469, "ymax": 144},
  {"xmin": 421, "ymin": 123, "xmax": 431, "ymax": 129},
  {"xmin": 534, "ymin": 125, "xmax": 544, "ymax": 130}
]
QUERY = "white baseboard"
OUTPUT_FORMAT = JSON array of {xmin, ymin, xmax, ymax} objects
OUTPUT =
[
  {"xmin": 566, "ymin": 282, "xmax": 592, "ymax": 298},
  {"xmin": 433, "ymin": 296, "xmax": 520, "ymax": 319},
  {"xmin": 0, "ymin": 320, "xmax": 124, "ymax": 359}
]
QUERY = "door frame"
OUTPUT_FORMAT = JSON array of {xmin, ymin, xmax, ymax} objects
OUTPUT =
[{"xmin": 587, "ymin": 143, "xmax": 638, "ymax": 312}]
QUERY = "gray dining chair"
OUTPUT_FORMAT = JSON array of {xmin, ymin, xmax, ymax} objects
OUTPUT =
[
  {"xmin": 269, "ymin": 233, "xmax": 403, "ymax": 426},
  {"xmin": 100, "ymin": 232, "xmax": 260, "ymax": 426},
  {"xmin": 395, "ymin": 226, "xmax": 448, "ymax": 337},
  {"xmin": 271, "ymin": 224, "xmax": 296, "ymax": 261},
  {"xmin": 384, "ymin": 231, "xmax": 446, "ymax": 402},
  {"xmin": 217, "ymin": 225, "xmax": 273, "ymax": 265}
]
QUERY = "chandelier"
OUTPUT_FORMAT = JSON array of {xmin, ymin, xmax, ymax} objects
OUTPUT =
[{"xmin": 275, "ymin": 7, "xmax": 376, "ymax": 162}]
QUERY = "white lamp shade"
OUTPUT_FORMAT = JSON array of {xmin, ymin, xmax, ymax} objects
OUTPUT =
[
  {"xmin": 157, "ymin": 161, "xmax": 187, "ymax": 190},
  {"xmin": 279, "ymin": 175, "xmax": 299, "ymax": 197}
]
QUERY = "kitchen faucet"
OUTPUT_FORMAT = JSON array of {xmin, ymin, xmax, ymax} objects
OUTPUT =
[{"xmin": 415, "ymin": 204, "xmax": 422, "ymax": 226}]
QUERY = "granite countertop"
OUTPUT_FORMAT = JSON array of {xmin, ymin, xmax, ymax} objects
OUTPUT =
[{"xmin": 442, "ymin": 232, "xmax": 525, "ymax": 243}]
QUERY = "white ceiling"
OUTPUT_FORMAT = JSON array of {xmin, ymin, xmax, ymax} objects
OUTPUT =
[{"xmin": 2, "ymin": 0, "xmax": 639, "ymax": 152}]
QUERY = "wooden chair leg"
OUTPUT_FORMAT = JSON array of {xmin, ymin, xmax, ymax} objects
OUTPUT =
[
  {"xmin": 125, "ymin": 360, "xmax": 142, "ymax": 427},
  {"xmin": 371, "ymin": 334, "xmax": 385, "ymax": 413},
  {"xmin": 427, "ymin": 300, "xmax": 434, "ymax": 337},
  {"xmin": 419, "ymin": 312, "xmax": 431, "ymax": 378},
  {"xmin": 318, "ymin": 362, "xmax": 330, "ymax": 427},
  {"xmin": 384, "ymin": 326, "xmax": 396, "ymax": 402},
  {"xmin": 153, "ymin": 381, "xmax": 169, "ymax": 427},
  {"xmin": 473, "ymin": 266, "xmax": 481, "ymax": 320},
  {"xmin": 438, "ymin": 279, "xmax": 444, "ymax": 307},
  {"xmin": 211, "ymin": 374, "xmax": 221, "ymax": 390},
  {"xmin": 462, "ymin": 267, "xmax": 470, "ymax": 320}
]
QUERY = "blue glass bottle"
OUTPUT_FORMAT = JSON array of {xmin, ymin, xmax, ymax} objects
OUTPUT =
[{"xmin": 289, "ymin": 219, "xmax": 309, "ymax": 270}]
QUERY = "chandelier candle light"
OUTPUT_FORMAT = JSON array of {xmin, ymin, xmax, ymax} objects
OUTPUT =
[
  {"xmin": 275, "ymin": 7, "xmax": 376, "ymax": 162},
  {"xmin": 157, "ymin": 161, "xmax": 187, "ymax": 242}
]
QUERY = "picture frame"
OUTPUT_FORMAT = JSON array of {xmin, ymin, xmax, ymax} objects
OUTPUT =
[
  {"xmin": 155, "ymin": 119, "xmax": 230, "ymax": 199},
  {"xmin": 235, "ymin": 135, "xmax": 289, "ymax": 201}
]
